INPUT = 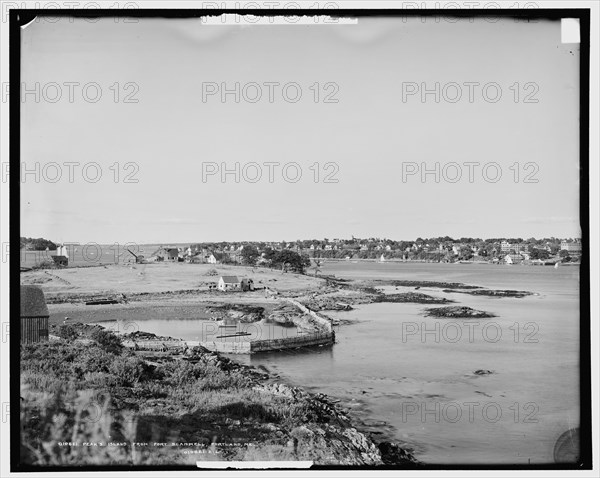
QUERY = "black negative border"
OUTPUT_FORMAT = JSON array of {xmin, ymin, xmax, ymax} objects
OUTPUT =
[{"xmin": 8, "ymin": 7, "xmax": 592, "ymax": 473}]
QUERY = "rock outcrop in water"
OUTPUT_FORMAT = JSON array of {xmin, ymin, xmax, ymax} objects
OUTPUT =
[
  {"xmin": 424, "ymin": 306, "xmax": 496, "ymax": 319},
  {"xmin": 374, "ymin": 292, "xmax": 454, "ymax": 304},
  {"xmin": 388, "ymin": 280, "xmax": 479, "ymax": 289},
  {"xmin": 473, "ymin": 369, "xmax": 495, "ymax": 376},
  {"xmin": 442, "ymin": 289, "xmax": 533, "ymax": 298}
]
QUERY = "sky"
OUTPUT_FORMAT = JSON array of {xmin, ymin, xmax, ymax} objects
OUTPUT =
[{"xmin": 19, "ymin": 15, "xmax": 581, "ymax": 244}]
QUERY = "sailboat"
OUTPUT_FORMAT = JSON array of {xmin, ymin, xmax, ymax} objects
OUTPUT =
[
  {"xmin": 554, "ymin": 262, "xmax": 560, "ymax": 269},
  {"xmin": 379, "ymin": 254, "xmax": 386, "ymax": 263}
]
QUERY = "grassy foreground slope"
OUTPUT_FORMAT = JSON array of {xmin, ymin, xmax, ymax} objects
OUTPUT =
[{"xmin": 20, "ymin": 328, "xmax": 417, "ymax": 467}]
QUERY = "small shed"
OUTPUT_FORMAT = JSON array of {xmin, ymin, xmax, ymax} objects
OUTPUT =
[
  {"xmin": 218, "ymin": 276, "xmax": 240, "ymax": 291},
  {"xmin": 240, "ymin": 278, "xmax": 254, "ymax": 292},
  {"xmin": 21, "ymin": 285, "xmax": 49, "ymax": 343}
]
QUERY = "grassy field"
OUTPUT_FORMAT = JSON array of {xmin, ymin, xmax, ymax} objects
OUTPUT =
[{"xmin": 21, "ymin": 261, "xmax": 325, "ymax": 297}]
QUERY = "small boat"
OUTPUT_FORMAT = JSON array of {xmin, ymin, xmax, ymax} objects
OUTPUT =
[
  {"xmin": 379, "ymin": 254, "xmax": 386, "ymax": 263},
  {"xmin": 555, "ymin": 262, "xmax": 560, "ymax": 269}
]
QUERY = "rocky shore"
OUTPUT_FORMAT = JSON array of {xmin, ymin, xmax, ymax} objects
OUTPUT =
[
  {"xmin": 42, "ymin": 321, "xmax": 419, "ymax": 467},
  {"xmin": 27, "ymin": 263, "xmax": 538, "ymax": 467}
]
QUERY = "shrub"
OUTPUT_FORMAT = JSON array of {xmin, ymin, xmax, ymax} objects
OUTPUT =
[
  {"xmin": 91, "ymin": 329, "xmax": 123, "ymax": 355},
  {"xmin": 108, "ymin": 357, "xmax": 152, "ymax": 387},
  {"xmin": 30, "ymin": 259, "xmax": 55, "ymax": 270},
  {"xmin": 56, "ymin": 325, "xmax": 79, "ymax": 341},
  {"xmin": 83, "ymin": 371, "xmax": 121, "ymax": 388}
]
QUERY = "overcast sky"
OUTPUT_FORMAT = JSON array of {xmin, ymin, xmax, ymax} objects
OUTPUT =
[{"xmin": 20, "ymin": 15, "xmax": 581, "ymax": 244}]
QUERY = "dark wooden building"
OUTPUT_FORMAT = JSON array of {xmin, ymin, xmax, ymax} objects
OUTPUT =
[
  {"xmin": 240, "ymin": 278, "xmax": 254, "ymax": 291},
  {"xmin": 21, "ymin": 285, "xmax": 49, "ymax": 343}
]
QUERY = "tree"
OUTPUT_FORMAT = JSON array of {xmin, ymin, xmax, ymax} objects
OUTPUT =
[
  {"xmin": 559, "ymin": 249, "xmax": 570, "ymax": 259},
  {"xmin": 270, "ymin": 250, "xmax": 310, "ymax": 274},
  {"xmin": 311, "ymin": 256, "xmax": 322, "ymax": 277},
  {"xmin": 20, "ymin": 237, "xmax": 57, "ymax": 251},
  {"xmin": 530, "ymin": 248, "xmax": 550, "ymax": 260},
  {"xmin": 458, "ymin": 246, "xmax": 474, "ymax": 261},
  {"xmin": 241, "ymin": 245, "xmax": 260, "ymax": 266}
]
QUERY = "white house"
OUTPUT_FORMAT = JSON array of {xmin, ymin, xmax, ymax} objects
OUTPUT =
[
  {"xmin": 207, "ymin": 254, "xmax": 217, "ymax": 264},
  {"xmin": 218, "ymin": 276, "xmax": 240, "ymax": 291},
  {"xmin": 504, "ymin": 254, "xmax": 523, "ymax": 265}
]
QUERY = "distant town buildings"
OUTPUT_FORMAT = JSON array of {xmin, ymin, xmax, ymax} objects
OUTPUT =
[
  {"xmin": 561, "ymin": 240, "xmax": 582, "ymax": 253},
  {"xmin": 155, "ymin": 247, "xmax": 179, "ymax": 261},
  {"xmin": 21, "ymin": 235, "xmax": 582, "ymax": 270},
  {"xmin": 501, "ymin": 241, "xmax": 529, "ymax": 254},
  {"xmin": 504, "ymin": 254, "xmax": 524, "ymax": 265}
]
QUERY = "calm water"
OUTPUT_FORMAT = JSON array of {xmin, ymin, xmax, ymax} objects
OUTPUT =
[
  {"xmin": 105, "ymin": 262, "xmax": 581, "ymax": 464},
  {"xmin": 100, "ymin": 318, "xmax": 300, "ymax": 343},
  {"xmin": 244, "ymin": 262, "xmax": 581, "ymax": 465}
]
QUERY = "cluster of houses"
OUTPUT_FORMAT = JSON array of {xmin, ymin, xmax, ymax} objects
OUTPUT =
[
  {"xmin": 152, "ymin": 245, "xmax": 251, "ymax": 264},
  {"xmin": 152, "ymin": 246, "xmax": 219, "ymax": 264},
  {"xmin": 148, "ymin": 237, "xmax": 582, "ymax": 267}
]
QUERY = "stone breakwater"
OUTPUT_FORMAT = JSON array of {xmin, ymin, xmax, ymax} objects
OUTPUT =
[{"xmin": 199, "ymin": 298, "xmax": 334, "ymax": 354}]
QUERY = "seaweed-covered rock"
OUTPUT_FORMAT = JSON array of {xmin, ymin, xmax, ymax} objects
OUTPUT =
[
  {"xmin": 473, "ymin": 369, "xmax": 495, "ymax": 376},
  {"xmin": 424, "ymin": 306, "xmax": 495, "ymax": 319},
  {"xmin": 378, "ymin": 441, "xmax": 420, "ymax": 466},
  {"xmin": 443, "ymin": 288, "xmax": 533, "ymax": 298},
  {"xmin": 374, "ymin": 292, "xmax": 453, "ymax": 304},
  {"xmin": 265, "ymin": 303, "xmax": 303, "ymax": 327},
  {"xmin": 205, "ymin": 304, "xmax": 265, "ymax": 323},
  {"xmin": 389, "ymin": 280, "xmax": 479, "ymax": 289}
]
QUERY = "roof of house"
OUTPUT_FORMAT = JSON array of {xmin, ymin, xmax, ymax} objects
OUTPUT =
[
  {"xmin": 220, "ymin": 276, "xmax": 239, "ymax": 283},
  {"xmin": 505, "ymin": 254, "xmax": 523, "ymax": 260},
  {"xmin": 21, "ymin": 285, "xmax": 49, "ymax": 318}
]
